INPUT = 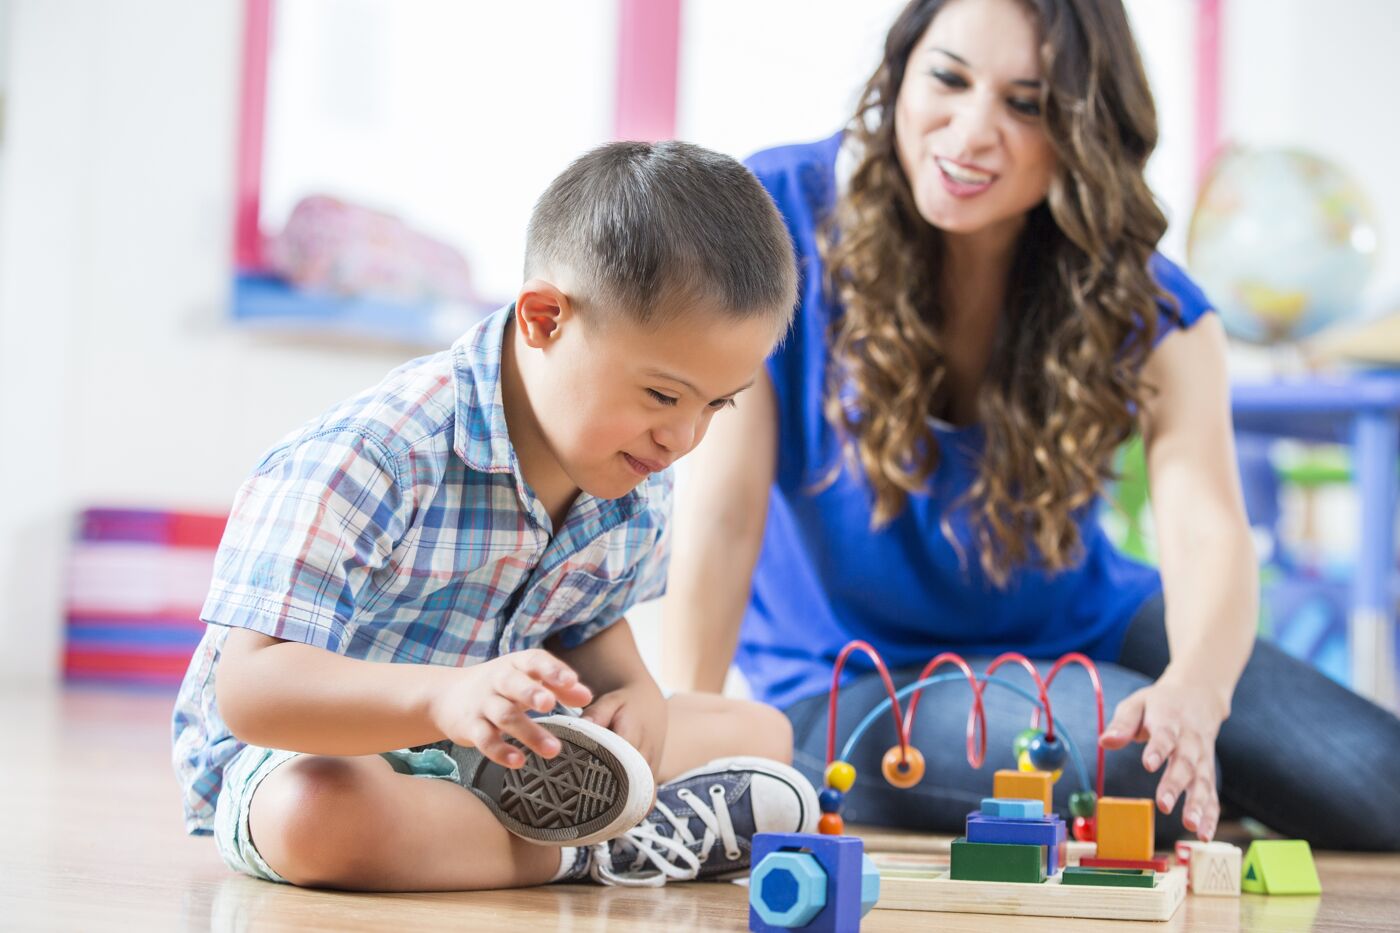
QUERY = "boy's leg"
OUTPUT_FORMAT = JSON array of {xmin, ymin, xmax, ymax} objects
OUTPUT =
[
  {"xmin": 658, "ymin": 691, "xmax": 795, "ymax": 781},
  {"xmin": 248, "ymin": 754, "xmax": 563, "ymax": 891}
]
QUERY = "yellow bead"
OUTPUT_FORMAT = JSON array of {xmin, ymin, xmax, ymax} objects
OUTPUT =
[
  {"xmin": 881, "ymin": 744, "xmax": 926, "ymax": 789},
  {"xmin": 825, "ymin": 760, "xmax": 857, "ymax": 793},
  {"xmin": 818, "ymin": 813, "xmax": 845, "ymax": 835},
  {"xmin": 1018, "ymin": 749, "xmax": 1061, "ymax": 782}
]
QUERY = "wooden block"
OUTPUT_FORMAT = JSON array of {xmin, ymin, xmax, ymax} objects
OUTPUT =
[
  {"xmin": 1095, "ymin": 797, "xmax": 1154, "ymax": 861},
  {"xmin": 949, "ymin": 838, "xmax": 1045, "ymax": 884},
  {"xmin": 1080, "ymin": 855, "xmax": 1169, "ymax": 872},
  {"xmin": 993, "ymin": 768, "xmax": 1053, "ymax": 815},
  {"xmin": 1241, "ymin": 840, "xmax": 1321, "ymax": 895},
  {"xmin": 1185, "ymin": 841, "xmax": 1242, "ymax": 896},
  {"xmin": 981, "ymin": 797, "xmax": 1045, "ymax": 819},
  {"xmin": 966, "ymin": 813, "xmax": 1066, "ymax": 873},
  {"xmin": 876, "ymin": 865, "xmax": 1188, "ymax": 921},
  {"xmin": 1061, "ymin": 866, "xmax": 1156, "ymax": 888}
]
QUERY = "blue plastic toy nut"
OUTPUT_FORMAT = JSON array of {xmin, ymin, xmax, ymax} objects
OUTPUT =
[
  {"xmin": 751, "ymin": 851, "xmax": 828, "ymax": 928},
  {"xmin": 860, "ymin": 854, "xmax": 880, "ymax": 917}
]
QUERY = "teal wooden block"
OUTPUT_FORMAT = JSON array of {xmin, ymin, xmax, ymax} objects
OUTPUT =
[
  {"xmin": 950, "ymin": 838, "xmax": 1046, "ymax": 884},
  {"xmin": 980, "ymin": 797, "xmax": 1046, "ymax": 819},
  {"xmin": 1061, "ymin": 866, "xmax": 1156, "ymax": 889}
]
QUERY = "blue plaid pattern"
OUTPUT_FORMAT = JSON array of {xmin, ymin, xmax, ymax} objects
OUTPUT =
[{"xmin": 171, "ymin": 306, "xmax": 672, "ymax": 835}]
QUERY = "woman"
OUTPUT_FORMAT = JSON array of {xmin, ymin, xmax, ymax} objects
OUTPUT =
[{"xmin": 663, "ymin": 0, "xmax": 1400, "ymax": 848}]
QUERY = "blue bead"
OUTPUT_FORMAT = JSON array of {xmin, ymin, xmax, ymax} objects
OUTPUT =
[
  {"xmin": 1027, "ymin": 733, "xmax": 1068, "ymax": 772},
  {"xmin": 819, "ymin": 788, "xmax": 844, "ymax": 814},
  {"xmin": 1012, "ymin": 727, "xmax": 1043, "ymax": 759}
]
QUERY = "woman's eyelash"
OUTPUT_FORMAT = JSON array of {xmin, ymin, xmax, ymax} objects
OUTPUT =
[{"xmin": 932, "ymin": 69, "xmax": 967, "ymax": 88}]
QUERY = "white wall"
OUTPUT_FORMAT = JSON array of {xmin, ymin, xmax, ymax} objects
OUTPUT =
[
  {"xmin": 0, "ymin": 0, "xmax": 412, "ymax": 684},
  {"xmin": 1223, "ymin": 0, "xmax": 1400, "ymax": 310}
]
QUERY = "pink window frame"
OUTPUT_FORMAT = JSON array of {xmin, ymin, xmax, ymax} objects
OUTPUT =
[{"xmin": 232, "ymin": 0, "xmax": 683, "ymax": 273}]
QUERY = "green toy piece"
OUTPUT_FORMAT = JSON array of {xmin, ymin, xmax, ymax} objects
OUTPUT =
[
  {"xmin": 949, "ymin": 838, "xmax": 1046, "ymax": 884},
  {"xmin": 1060, "ymin": 866, "xmax": 1156, "ymax": 889},
  {"xmin": 1240, "ymin": 840, "xmax": 1322, "ymax": 895}
]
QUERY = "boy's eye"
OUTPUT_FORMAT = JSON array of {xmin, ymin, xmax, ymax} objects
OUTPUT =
[
  {"xmin": 709, "ymin": 397, "xmax": 738, "ymax": 411},
  {"xmin": 647, "ymin": 389, "xmax": 679, "ymax": 406}
]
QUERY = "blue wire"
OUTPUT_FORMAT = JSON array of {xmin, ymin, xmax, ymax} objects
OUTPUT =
[{"xmin": 836, "ymin": 672, "xmax": 1092, "ymax": 795}]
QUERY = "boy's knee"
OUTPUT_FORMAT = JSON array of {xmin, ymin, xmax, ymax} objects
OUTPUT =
[
  {"xmin": 250, "ymin": 755, "xmax": 386, "ymax": 887},
  {"xmin": 740, "ymin": 699, "xmax": 795, "ymax": 764}
]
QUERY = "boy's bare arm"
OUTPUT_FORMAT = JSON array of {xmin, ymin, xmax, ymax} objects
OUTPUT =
[
  {"xmin": 216, "ymin": 628, "xmax": 593, "ymax": 765},
  {"xmin": 549, "ymin": 617, "xmax": 655, "ymax": 696}
]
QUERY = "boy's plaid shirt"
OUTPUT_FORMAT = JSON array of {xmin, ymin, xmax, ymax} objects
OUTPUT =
[{"xmin": 172, "ymin": 307, "xmax": 671, "ymax": 835}]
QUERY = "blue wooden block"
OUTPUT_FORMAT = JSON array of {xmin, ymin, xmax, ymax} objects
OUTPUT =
[
  {"xmin": 965, "ymin": 812, "xmax": 1068, "ymax": 873},
  {"xmin": 750, "ymin": 832, "xmax": 868, "ymax": 932},
  {"xmin": 980, "ymin": 797, "xmax": 1046, "ymax": 819}
]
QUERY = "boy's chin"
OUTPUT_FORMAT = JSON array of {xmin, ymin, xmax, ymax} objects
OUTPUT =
[{"xmin": 573, "ymin": 464, "xmax": 647, "ymax": 501}]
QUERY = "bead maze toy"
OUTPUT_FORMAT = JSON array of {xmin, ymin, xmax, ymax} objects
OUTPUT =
[{"xmin": 813, "ymin": 640, "xmax": 1190, "ymax": 922}]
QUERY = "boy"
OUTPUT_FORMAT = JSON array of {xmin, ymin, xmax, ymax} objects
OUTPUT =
[{"xmin": 172, "ymin": 141, "xmax": 814, "ymax": 891}]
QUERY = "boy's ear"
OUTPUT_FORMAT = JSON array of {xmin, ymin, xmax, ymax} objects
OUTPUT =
[{"xmin": 515, "ymin": 280, "xmax": 575, "ymax": 348}]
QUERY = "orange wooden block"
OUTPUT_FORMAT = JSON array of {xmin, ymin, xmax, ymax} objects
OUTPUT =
[
  {"xmin": 993, "ymin": 768, "xmax": 1052, "ymax": 815},
  {"xmin": 1095, "ymin": 797, "xmax": 1154, "ymax": 861}
]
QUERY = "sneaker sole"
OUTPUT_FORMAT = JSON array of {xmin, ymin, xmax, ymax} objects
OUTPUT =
[{"xmin": 448, "ymin": 715, "xmax": 655, "ymax": 846}]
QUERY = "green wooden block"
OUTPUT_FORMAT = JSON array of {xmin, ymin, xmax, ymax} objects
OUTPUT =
[
  {"xmin": 1061, "ymin": 866, "xmax": 1156, "ymax": 888},
  {"xmin": 950, "ymin": 838, "xmax": 1046, "ymax": 884},
  {"xmin": 1241, "ymin": 840, "xmax": 1321, "ymax": 895}
]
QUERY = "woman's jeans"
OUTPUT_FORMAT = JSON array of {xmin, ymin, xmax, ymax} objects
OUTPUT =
[{"xmin": 784, "ymin": 595, "xmax": 1400, "ymax": 850}]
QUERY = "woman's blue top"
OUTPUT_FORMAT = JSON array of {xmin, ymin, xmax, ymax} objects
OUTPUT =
[{"xmin": 737, "ymin": 132, "xmax": 1214, "ymax": 710}]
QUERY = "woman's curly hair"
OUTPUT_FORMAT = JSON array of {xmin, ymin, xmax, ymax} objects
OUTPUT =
[{"xmin": 821, "ymin": 0, "xmax": 1174, "ymax": 585}]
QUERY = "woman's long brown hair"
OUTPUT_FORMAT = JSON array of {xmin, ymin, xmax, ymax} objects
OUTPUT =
[{"xmin": 821, "ymin": 0, "xmax": 1173, "ymax": 585}]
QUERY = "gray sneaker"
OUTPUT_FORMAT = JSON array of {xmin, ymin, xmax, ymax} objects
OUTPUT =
[
  {"xmin": 564, "ymin": 756, "xmax": 820, "ymax": 886},
  {"xmin": 446, "ymin": 714, "xmax": 655, "ymax": 846}
]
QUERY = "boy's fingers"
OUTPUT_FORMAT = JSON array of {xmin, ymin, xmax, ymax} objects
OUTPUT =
[
  {"xmin": 462, "ymin": 722, "xmax": 524, "ymax": 769},
  {"xmin": 484, "ymin": 697, "xmax": 560, "ymax": 758},
  {"xmin": 513, "ymin": 649, "xmax": 580, "ymax": 689},
  {"xmin": 580, "ymin": 694, "xmax": 622, "ymax": 727},
  {"xmin": 1184, "ymin": 767, "xmax": 1219, "ymax": 838},
  {"xmin": 498, "ymin": 669, "xmax": 558, "ymax": 713}
]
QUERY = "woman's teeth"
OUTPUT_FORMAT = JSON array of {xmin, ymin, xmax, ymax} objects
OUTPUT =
[{"xmin": 937, "ymin": 158, "xmax": 994, "ymax": 185}]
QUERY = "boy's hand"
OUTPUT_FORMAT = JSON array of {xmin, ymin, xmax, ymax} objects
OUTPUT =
[
  {"xmin": 430, "ymin": 649, "xmax": 594, "ymax": 769},
  {"xmin": 580, "ymin": 680, "xmax": 668, "ymax": 776},
  {"xmin": 1099, "ymin": 673, "xmax": 1228, "ymax": 841}
]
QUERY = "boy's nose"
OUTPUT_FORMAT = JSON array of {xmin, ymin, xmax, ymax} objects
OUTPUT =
[{"xmin": 654, "ymin": 415, "xmax": 701, "ymax": 456}]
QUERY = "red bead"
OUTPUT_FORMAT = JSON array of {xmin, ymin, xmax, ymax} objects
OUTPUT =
[
  {"xmin": 1073, "ymin": 815, "xmax": 1097, "ymax": 842},
  {"xmin": 818, "ymin": 813, "xmax": 845, "ymax": 835}
]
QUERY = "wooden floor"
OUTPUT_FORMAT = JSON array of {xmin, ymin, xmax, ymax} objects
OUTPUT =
[{"xmin": 2, "ymin": 686, "xmax": 1398, "ymax": 932}]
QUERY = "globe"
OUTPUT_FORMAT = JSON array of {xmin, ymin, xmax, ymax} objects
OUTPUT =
[{"xmin": 1186, "ymin": 148, "xmax": 1379, "ymax": 344}]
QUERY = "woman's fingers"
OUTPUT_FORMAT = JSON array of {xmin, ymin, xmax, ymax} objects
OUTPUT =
[
  {"xmin": 1152, "ymin": 731, "xmax": 1200, "ymax": 811},
  {"xmin": 1100, "ymin": 691, "xmax": 1148, "ymax": 749}
]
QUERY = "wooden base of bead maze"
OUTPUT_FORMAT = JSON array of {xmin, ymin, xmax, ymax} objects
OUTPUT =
[{"xmin": 873, "ymin": 861, "xmax": 1187, "ymax": 922}]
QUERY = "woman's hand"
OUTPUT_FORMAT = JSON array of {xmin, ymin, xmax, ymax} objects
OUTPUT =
[
  {"xmin": 580, "ymin": 679, "xmax": 669, "ymax": 777},
  {"xmin": 1099, "ymin": 673, "xmax": 1229, "ymax": 841}
]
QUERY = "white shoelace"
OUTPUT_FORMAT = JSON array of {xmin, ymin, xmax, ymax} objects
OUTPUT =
[{"xmin": 588, "ymin": 784, "xmax": 742, "ymax": 887}]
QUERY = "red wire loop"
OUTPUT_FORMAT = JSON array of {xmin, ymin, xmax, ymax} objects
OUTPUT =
[
  {"xmin": 1042, "ymin": 652, "xmax": 1107, "ymax": 799},
  {"xmin": 903, "ymin": 653, "xmax": 988, "ymax": 768},
  {"xmin": 827, "ymin": 640, "xmax": 907, "ymax": 766},
  {"xmin": 826, "ymin": 641, "xmax": 1107, "ymax": 801}
]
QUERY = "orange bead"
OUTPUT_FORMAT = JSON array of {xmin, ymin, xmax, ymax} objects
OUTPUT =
[
  {"xmin": 818, "ymin": 813, "xmax": 845, "ymax": 835},
  {"xmin": 881, "ymin": 744, "xmax": 926, "ymax": 789}
]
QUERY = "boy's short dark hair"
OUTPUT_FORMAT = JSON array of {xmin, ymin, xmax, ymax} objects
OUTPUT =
[{"xmin": 524, "ymin": 140, "xmax": 797, "ymax": 328}]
